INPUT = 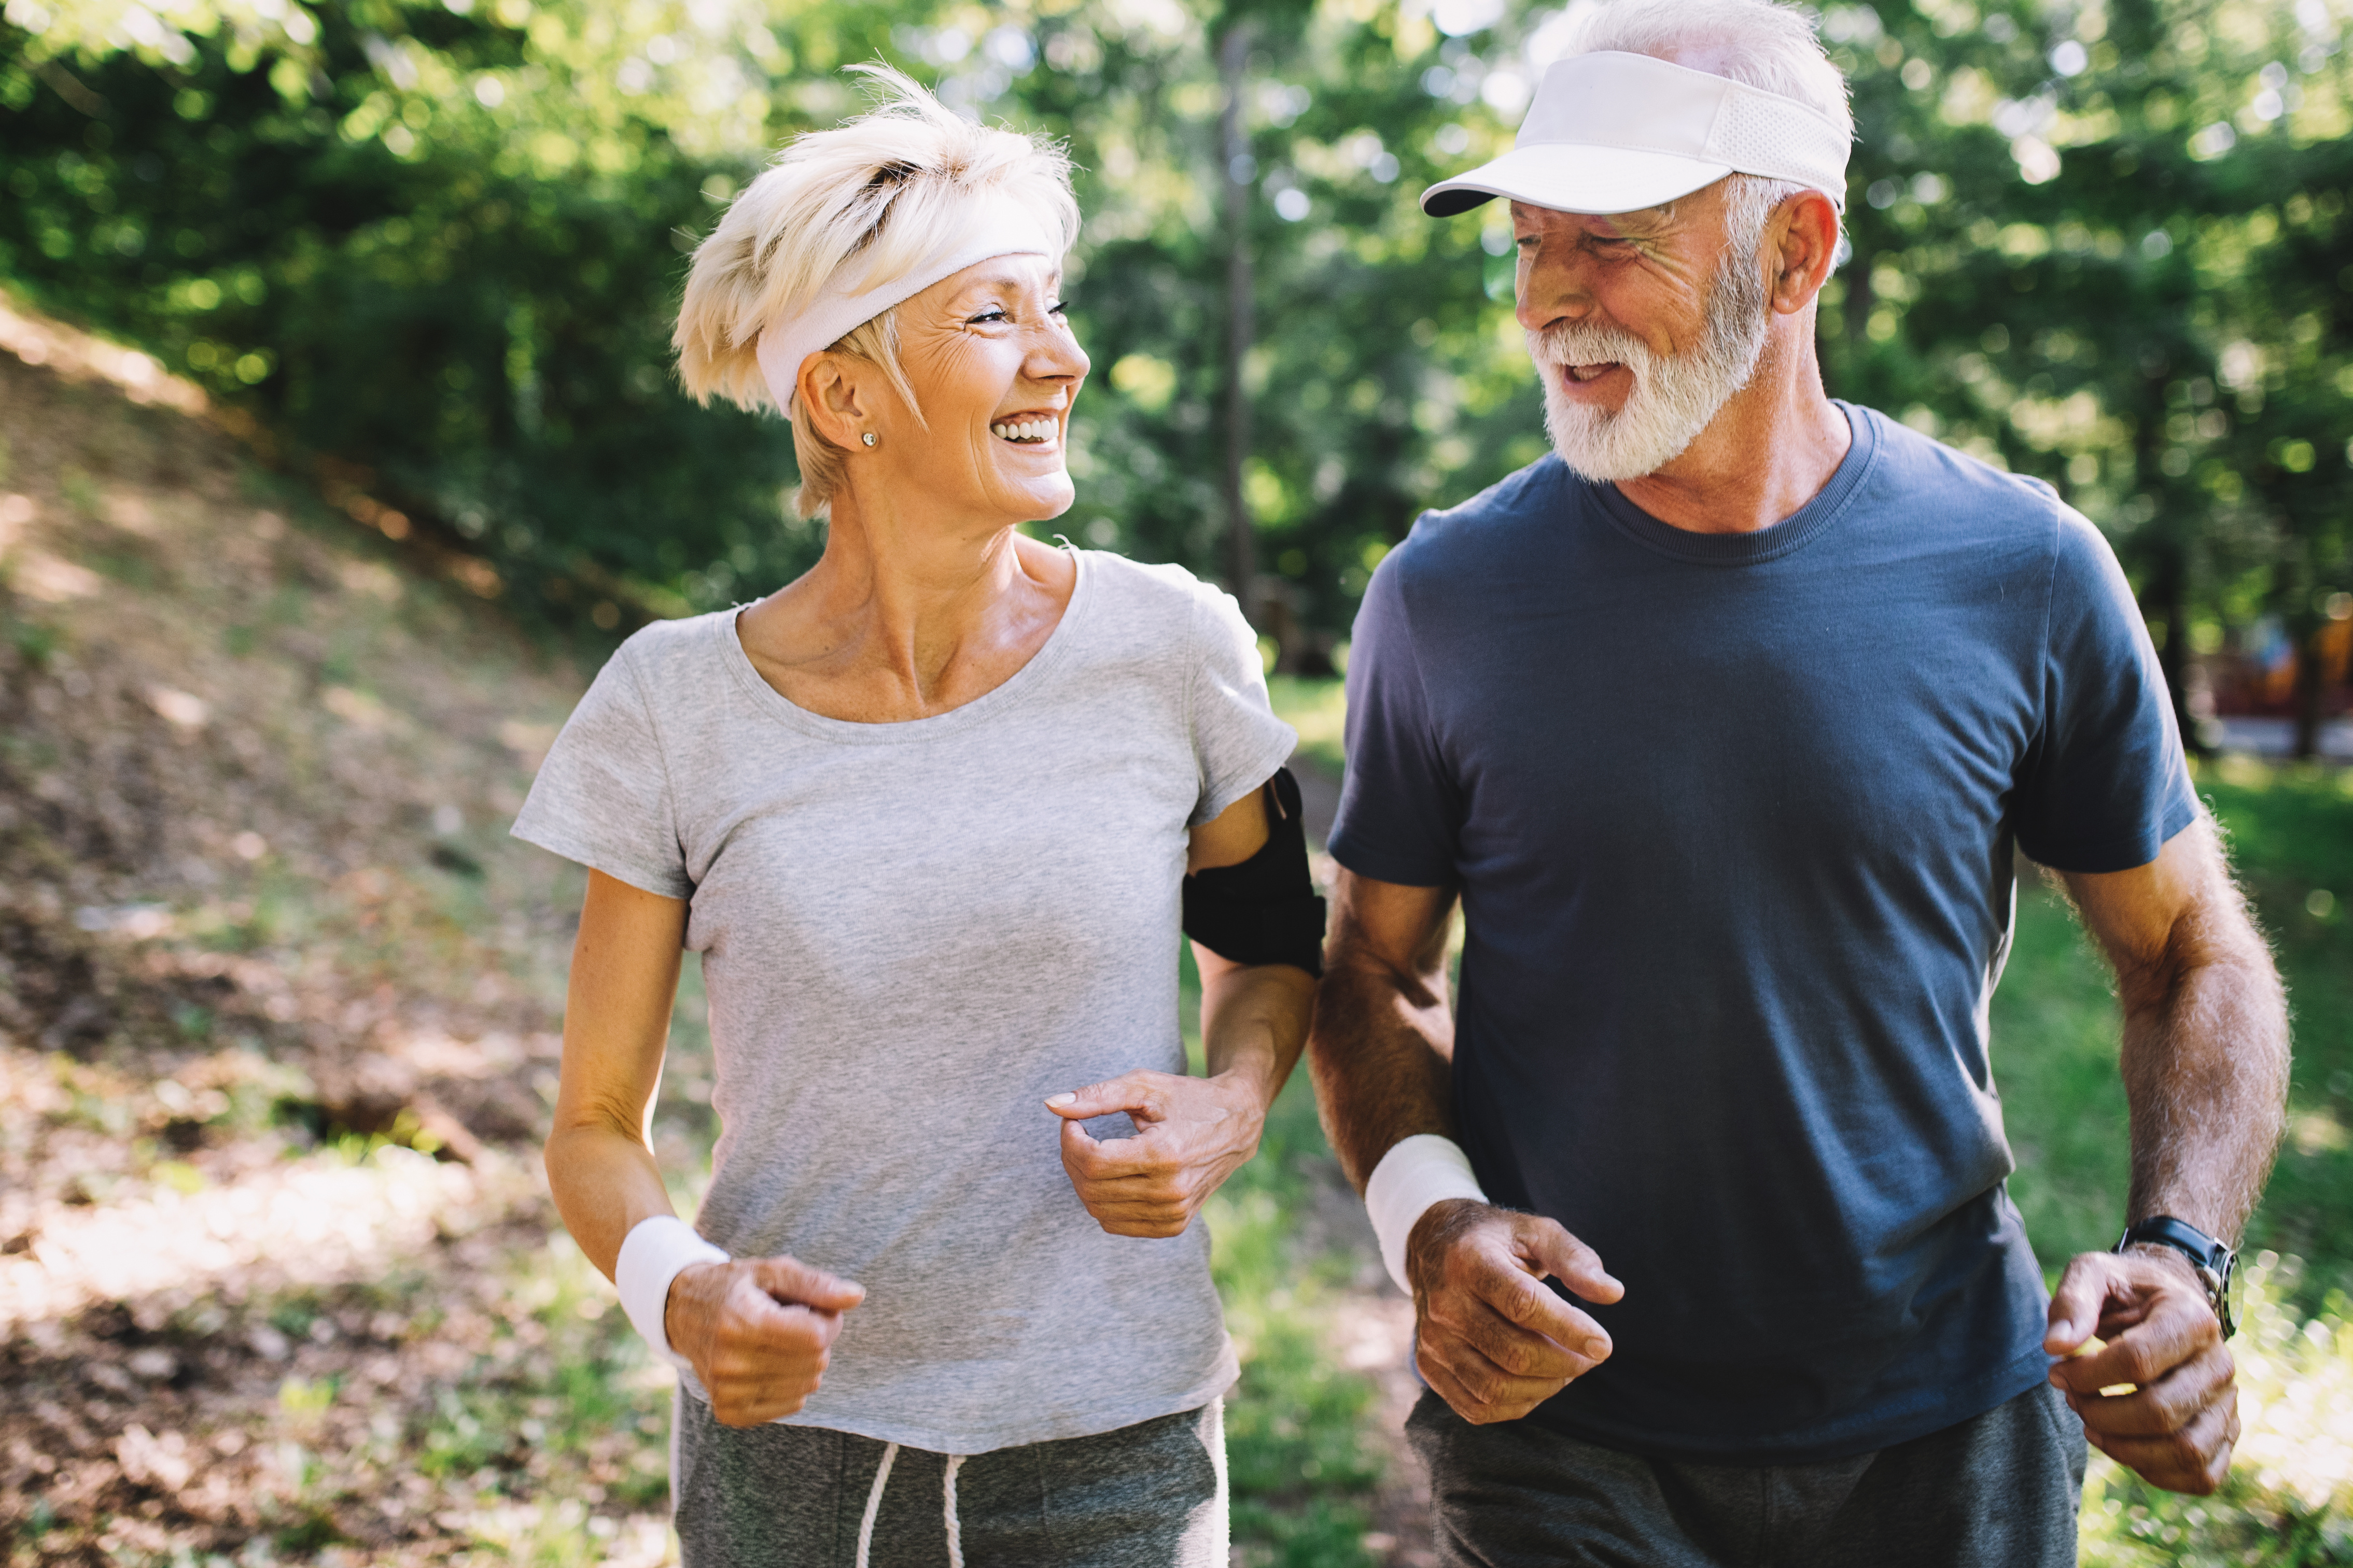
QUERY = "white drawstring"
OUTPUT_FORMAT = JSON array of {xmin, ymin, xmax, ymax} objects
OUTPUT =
[
  {"xmin": 851, "ymin": 1442, "xmax": 967, "ymax": 1568},
  {"xmin": 854, "ymin": 1441, "xmax": 899, "ymax": 1568},
  {"xmin": 943, "ymin": 1453, "xmax": 965, "ymax": 1568}
]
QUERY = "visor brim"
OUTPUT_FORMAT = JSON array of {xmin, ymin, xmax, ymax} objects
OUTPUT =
[{"xmin": 1420, "ymin": 144, "xmax": 1735, "ymax": 218}]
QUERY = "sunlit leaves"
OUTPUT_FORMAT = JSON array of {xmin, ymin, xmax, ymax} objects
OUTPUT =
[{"xmin": 2, "ymin": 0, "xmax": 2345, "ymax": 659}]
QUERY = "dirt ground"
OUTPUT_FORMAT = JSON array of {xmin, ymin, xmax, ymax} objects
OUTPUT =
[{"xmin": 0, "ymin": 306, "xmax": 682, "ymax": 1564}]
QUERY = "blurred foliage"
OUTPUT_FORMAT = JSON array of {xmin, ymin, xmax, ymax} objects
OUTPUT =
[
  {"xmin": 2, "ymin": 0, "xmax": 2350, "ymax": 685},
  {"xmin": 2078, "ymin": 1254, "xmax": 2353, "ymax": 1565},
  {"xmin": 1267, "ymin": 670, "xmax": 1347, "ymax": 770}
]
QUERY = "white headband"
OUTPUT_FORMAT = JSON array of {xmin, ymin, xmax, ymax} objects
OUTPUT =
[
  {"xmin": 754, "ymin": 193, "xmax": 1063, "ymax": 412},
  {"xmin": 1422, "ymin": 51, "xmax": 1852, "ymax": 218}
]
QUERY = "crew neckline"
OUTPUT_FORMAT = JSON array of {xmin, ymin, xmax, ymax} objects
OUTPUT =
[
  {"xmin": 1590, "ymin": 401, "xmax": 1878, "ymax": 566},
  {"xmin": 716, "ymin": 546, "xmax": 1091, "ymax": 744}
]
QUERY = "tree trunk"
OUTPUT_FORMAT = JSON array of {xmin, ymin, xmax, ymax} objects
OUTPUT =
[
  {"xmin": 2141, "ymin": 544, "xmax": 2201, "ymax": 753},
  {"xmin": 2264, "ymin": 496, "xmax": 2324, "ymax": 762},
  {"xmin": 1217, "ymin": 24, "xmax": 1257, "ymax": 625},
  {"xmin": 2292, "ymin": 621, "xmax": 2328, "ymax": 761},
  {"xmin": 2131, "ymin": 403, "xmax": 2207, "ymax": 755},
  {"xmin": 1842, "ymin": 242, "xmax": 1873, "ymax": 353}
]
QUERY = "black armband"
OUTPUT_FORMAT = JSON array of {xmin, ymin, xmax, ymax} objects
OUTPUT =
[{"xmin": 1182, "ymin": 767, "xmax": 1327, "ymax": 977}]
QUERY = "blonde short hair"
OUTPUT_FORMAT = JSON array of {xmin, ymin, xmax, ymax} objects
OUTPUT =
[{"xmin": 674, "ymin": 65, "xmax": 1080, "ymax": 518}]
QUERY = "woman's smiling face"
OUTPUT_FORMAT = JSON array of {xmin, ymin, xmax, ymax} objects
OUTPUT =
[{"xmin": 845, "ymin": 252, "xmax": 1091, "ymax": 528}]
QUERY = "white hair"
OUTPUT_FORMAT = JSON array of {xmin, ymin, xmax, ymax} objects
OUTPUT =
[
  {"xmin": 673, "ymin": 65, "xmax": 1079, "ymax": 518},
  {"xmin": 1565, "ymin": 0, "xmax": 1852, "ymax": 261},
  {"xmin": 1562, "ymin": 0, "xmax": 1852, "ymax": 143}
]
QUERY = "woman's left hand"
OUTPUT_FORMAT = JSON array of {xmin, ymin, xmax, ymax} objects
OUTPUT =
[{"xmin": 1048, "ymin": 1070, "xmax": 1272, "ymax": 1238}]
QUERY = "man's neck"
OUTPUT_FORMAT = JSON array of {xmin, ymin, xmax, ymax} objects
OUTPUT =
[{"xmin": 1613, "ymin": 327, "xmax": 1852, "ymax": 536}]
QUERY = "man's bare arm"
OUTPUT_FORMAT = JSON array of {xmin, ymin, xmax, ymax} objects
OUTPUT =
[
  {"xmin": 1307, "ymin": 869, "xmax": 1460, "ymax": 1191},
  {"xmin": 2043, "ymin": 815, "xmax": 2290, "ymax": 1494},
  {"xmin": 1309, "ymin": 867, "xmax": 1620, "ymax": 1425},
  {"xmin": 2067, "ymin": 816, "xmax": 2290, "ymax": 1240}
]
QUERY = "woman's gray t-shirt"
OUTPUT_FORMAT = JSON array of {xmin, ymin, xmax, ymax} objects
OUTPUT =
[{"xmin": 512, "ymin": 550, "xmax": 1297, "ymax": 1453}]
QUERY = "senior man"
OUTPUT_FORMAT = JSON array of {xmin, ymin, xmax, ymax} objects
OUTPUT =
[{"xmin": 1309, "ymin": 2, "xmax": 2291, "ymax": 1563}]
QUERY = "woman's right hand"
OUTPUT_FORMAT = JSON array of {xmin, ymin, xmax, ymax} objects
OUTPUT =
[{"xmin": 664, "ymin": 1256, "xmax": 866, "ymax": 1427}]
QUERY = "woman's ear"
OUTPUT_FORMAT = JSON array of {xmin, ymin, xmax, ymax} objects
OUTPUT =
[{"xmin": 797, "ymin": 355, "xmax": 869, "ymax": 449}]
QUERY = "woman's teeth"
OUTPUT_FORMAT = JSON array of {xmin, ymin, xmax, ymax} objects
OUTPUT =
[{"xmin": 991, "ymin": 419, "xmax": 1055, "ymax": 443}]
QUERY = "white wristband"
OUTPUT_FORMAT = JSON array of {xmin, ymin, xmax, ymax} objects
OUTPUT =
[
  {"xmin": 1365, "ymin": 1134, "xmax": 1490, "ymax": 1296},
  {"xmin": 616, "ymin": 1215, "xmax": 729, "ymax": 1371}
]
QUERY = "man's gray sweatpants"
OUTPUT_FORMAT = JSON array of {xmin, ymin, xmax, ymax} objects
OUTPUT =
[
  {"xmin": 1408, "ymin": 1382, "xmax": 2089, "ymax": 1568},
  {"xmin": 673, "ymin": 1394, "xmax": 1226, "ymax": 1567}
]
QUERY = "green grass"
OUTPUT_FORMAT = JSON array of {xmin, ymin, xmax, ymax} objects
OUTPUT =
[
  {"xmin": 407, "ymin": 1235, "xmax": 675, "ymax": 1505},
  {"xmin": 2207, "ymin": 766, "xmax": 2353, "ymax": 1281}
]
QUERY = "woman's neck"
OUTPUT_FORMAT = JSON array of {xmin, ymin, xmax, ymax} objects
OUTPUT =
[{"xmin": 735, "ymin": 486, "xmax": 1077, "ymax": 723}]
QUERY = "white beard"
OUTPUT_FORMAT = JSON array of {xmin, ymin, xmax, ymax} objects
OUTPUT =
[{"xmin": 1530, "ymin": 243, "xmax": 1773, "ymax": 484}]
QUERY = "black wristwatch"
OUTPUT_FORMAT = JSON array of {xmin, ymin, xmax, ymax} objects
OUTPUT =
[{"xmin": 2115, "ymin": 1216, "xmax": 2237, "ymax": 1339}]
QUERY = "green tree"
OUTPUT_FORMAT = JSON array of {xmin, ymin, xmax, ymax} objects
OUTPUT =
[{"xmin": 6, "ymin": 0, "xmax": 2347, "ymax": 727}]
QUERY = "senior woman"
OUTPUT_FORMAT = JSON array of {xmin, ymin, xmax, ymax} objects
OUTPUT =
[{"xmin": 512, "ymin": 68, "xmax": 1321, "ymax": 1568}]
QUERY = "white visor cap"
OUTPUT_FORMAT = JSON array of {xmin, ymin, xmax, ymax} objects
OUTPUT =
[
  {"xmin": 1421, "ymin": 51, "xmax": 1851, "ymax": 219},
  {"xmin": 754, "ymin": 191, "xmax": 1062, "ymax": 413}
]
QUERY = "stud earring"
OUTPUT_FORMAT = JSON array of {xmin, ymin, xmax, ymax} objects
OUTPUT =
[{"xmin": 861, "ymin": 431, "xmax": 877, "ymax": 447}]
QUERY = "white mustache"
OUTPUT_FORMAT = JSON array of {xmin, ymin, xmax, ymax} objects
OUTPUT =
[{"xmin": 1528, "ymin": 323, "xmax": 1654, "ymax": 374}]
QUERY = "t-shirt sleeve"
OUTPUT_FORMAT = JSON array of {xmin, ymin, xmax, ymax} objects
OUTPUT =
[
  {"xmin": 2011, "ymin": 507, "xmax": 2200, "ymax": 874},
  {"xmin": 510, "ymin": 641, "xmax": 693, "ymax": 899},
  {"xmin": 1186, "ymin": 583, "xmax": 1300, "ymax": 826},
  {"xmin": 1326, "ymin": 548, "xmax": 1460, "ymax": 887}
]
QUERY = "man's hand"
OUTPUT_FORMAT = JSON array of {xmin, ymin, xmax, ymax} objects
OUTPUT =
[
  {"xmin": 1409, "ymin": 1197, "xmax": 1623, "ymax": 1425},
  {"xmin": 2046, "ymin": 1247, "xmax": 2237, "ymax": 1494},
  {"xmin": 665, "ymin": 1255, "xmax": 865, "ymax": 1428},
  {"xmin": 1049, "ymin": 1069, "xmax": 1270, "ymax": 1238}
]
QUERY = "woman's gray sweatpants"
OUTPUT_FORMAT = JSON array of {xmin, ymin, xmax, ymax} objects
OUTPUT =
[
  {"xmin": 672, "ymin": 1394, "xmax": 1226, "ymax": 1568},
  {"xmin": 1408, "ymin": 1381, "xmax": 2089, "ymax": 1568}
]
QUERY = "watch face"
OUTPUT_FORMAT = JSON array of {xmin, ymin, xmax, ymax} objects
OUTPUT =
[{"xmin": 2202, "ymin": 1260, "xmax": 2240, "ymax": 1345}]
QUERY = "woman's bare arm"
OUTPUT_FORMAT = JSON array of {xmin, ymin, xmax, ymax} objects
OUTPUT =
[
  {"xmin": 544, "ymin": 868, "xmax": 690, "ymax": 1280},
  {"xmin": 1050, "ymin": 783, "xmax": 1319, "ymax": 1236},
  {"xmin": 1189, "ymin": 779, "xmax": 1318, "ymax": 1125},
  {"xmin": 546, "ymin": 869, "xmax": 862, "ymax": 1426},
  {"xmin": 1194, "ymin": 944, "xmax": 1316, "ymax": 1126}
]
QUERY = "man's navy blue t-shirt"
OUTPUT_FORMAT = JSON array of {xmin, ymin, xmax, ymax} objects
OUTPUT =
[{"xmin": 1328, "ymin": 404, "xmax": 2197, "ymax": 1464}]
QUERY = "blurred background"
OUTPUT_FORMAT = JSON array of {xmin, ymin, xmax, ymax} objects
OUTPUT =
[{"xmin": 1, "ymin": 0, "xmax": 2350, "ymax": 1563}]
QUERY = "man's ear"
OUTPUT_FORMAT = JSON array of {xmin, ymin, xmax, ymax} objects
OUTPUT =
[
  {"xmin": 1769, "ymin": 189, "xmax": 1843, "ymax": 317},
  {"xmin": 796, "ymin": 355, "xmax": 869, "ymax": 448}
]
